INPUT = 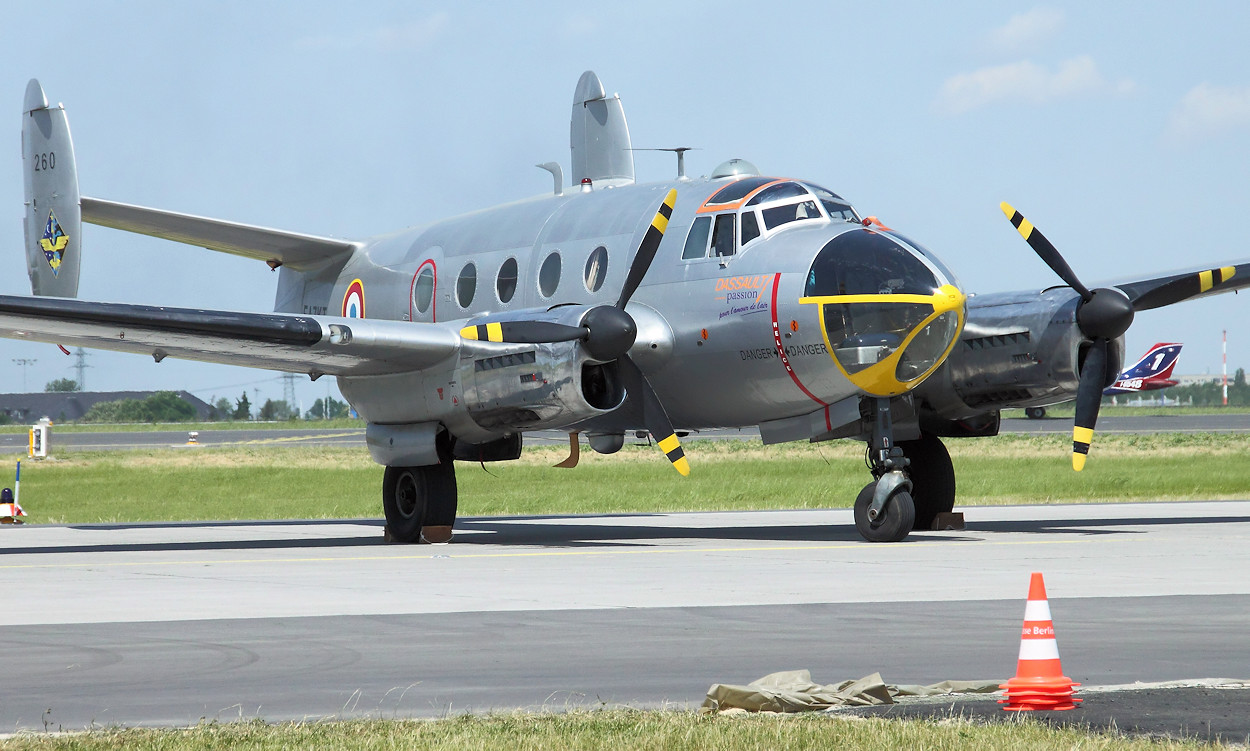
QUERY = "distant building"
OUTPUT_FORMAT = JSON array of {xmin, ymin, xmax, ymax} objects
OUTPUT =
[
  {"xmin": 0, "ymin": 391, "xmax": 214, "ymax": 423},
  {"xmin": 1173, "ymin": 374, "xmax": 1226, "ymax": 387}
]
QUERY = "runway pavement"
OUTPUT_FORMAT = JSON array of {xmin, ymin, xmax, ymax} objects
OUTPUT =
[
  {"xmin": 3, "ymin": 413, "xmax": 1250, "ymax": 455},
  {"xmin": 2, "ymin": 501, "xmax": 1249, "ymax": 736}
]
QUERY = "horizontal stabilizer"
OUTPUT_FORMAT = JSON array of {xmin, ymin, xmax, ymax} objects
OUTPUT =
[{"xmin": 81, "ymin": 197, "xmax": 357, "ymax": 271}]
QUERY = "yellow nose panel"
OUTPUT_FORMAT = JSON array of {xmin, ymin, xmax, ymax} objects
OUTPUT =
[{"xmin": 799, "ymin": 285, "xmax": 966, "ymax": 397}]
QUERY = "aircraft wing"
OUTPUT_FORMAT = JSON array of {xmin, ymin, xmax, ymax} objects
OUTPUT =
[
  {"xmin": 0, "ymin": 295, "xmax": 463, "ymax": 377},
  {"xmin": 1113, "ymin": 260, "xmax": 1250, "ymax": 311},
  {"xmin": 81, "ymin": 197, "xmax": 357, "ymax": 271}
]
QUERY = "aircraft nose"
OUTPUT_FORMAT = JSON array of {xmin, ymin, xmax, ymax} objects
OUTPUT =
[{"xmin": 799, "ymin": 230, "xmax": 965, "ymax": 396}]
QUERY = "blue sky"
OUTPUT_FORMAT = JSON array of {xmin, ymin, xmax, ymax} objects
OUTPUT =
[{"xmin": 3, "ymin": 2, "xmax": 1250, "ymax": 411}]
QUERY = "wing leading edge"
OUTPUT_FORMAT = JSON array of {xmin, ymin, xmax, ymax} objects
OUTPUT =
[{"xmin": 0, "ymin": 295, "xmax": 462, "ymax": 378}]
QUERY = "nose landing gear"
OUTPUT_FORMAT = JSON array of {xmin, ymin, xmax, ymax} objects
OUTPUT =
[{"xmin": 854, "ymin": 397, "xmax": 916, "ymax": 542}]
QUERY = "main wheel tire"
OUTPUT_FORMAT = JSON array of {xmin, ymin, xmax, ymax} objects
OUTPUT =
[
  {"xmin": 898, "ymin": 434, "xmax": 956, "ymax": 531},
  {"xmin": 423, "ymin": 460, "xmax": 458, "ymax": 527},
  {"xmin": 1025, "ymin": 407, "xmax": 1046, "ymax": 419},
  {"xmin": 383, "ymin": 466, "xmax": 429, "ymax": 543},
  {"xmin": 853, "ymin": 482, "xmax": 916, "ymax": 543}
]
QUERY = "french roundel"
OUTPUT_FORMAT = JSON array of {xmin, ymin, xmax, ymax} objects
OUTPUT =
[{"xmin": 342, "ymin": 279, "xmax": 365, "ymax": 318}]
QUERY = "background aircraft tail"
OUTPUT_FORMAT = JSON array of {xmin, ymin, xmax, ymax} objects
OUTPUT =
[
  {"xmin": 22, "ymin": 79, "xmax": 81, "ymax": 298},
  {"xmin": 1120, "ymin": 342, "xmax": 1182, "ymax": 381}
]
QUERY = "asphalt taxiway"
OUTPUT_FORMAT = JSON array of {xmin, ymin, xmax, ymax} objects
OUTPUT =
[{"xmin": 2, "ymin": 501, "xmax": 1249, "ymax": 737}]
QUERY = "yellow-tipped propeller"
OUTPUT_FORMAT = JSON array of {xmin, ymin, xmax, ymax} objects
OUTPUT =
[{"xmin": 1002, "ymin": 201, "xmax": 1243, "ymax": 470}]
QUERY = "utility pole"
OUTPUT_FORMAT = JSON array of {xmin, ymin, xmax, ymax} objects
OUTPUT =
[
  {"xmin": 1223, "ymin": 330, "xmax": 1229, "ymax": 407},
  {"xmin": 73, "ymin": 348, "xmax": 90, "ymax": 391},
  {"xmin": 11, "ymin": 359, "xmax": 36, "ymax": 392},
  {"xmin": 281, "ymin": 373, "xmax": 298, "ymax": 415}
]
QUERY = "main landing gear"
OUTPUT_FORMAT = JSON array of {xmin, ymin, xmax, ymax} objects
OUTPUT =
[
  {"xmin": 854, "ymin": 399, "xmax": 956, "ymax": 542},
  {"xmin": 382, "ymin": 460, "xmax": 457, "ymax": 544}
]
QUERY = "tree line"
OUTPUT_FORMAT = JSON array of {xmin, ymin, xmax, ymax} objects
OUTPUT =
[{"xmin": 31, "ymin": 380, "xmax": 353, "ymax": 423}]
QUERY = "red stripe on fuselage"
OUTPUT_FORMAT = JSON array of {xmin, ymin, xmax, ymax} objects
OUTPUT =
[{"xmin": 769, "ymin": 273, "xmax": 828, "ymax": 412}]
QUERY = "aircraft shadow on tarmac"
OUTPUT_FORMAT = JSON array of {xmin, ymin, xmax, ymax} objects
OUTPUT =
[{"xmin": 4, "ymin": 510, "xmax": 1246, "ymax": 556}]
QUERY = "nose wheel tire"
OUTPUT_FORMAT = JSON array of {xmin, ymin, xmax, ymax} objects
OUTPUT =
[{"xmin": 854, "ymin": 481, "xmax": 916, "ymax": 542}]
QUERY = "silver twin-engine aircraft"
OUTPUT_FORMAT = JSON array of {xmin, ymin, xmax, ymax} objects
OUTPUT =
[{"xmin": 6, "ymin": 72, "xmax": 1248, "ymax": 543}]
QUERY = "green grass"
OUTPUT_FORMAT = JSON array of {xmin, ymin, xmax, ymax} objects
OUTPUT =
[
  {"xmin": 0, "ymin": 418, "xmax": 365, "ymax": 434},
  {"xmin": 9, "ymin": 433, "xmax": 1250, "ymax": 525},
  {"xmin": 0, "ymin": 711, "xmax": 1223, "ymax": 751}
]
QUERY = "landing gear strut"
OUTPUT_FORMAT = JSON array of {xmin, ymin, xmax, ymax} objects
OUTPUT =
[
  {"xmin": 383, "ymin": 458, "xmax": 457, "ymax": 544},
  {"xmin": 854, "ymin": 398, "xmax": 915, "ymax": 542}
]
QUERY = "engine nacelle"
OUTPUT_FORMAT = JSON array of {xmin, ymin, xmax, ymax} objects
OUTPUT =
[
  {"xmin": 916, "ymin": 289, "xmax": 1124, "ymax": 420},
  {"xmin": 458, "ymin": 339, "xmax": 625, "ymax": 432}
]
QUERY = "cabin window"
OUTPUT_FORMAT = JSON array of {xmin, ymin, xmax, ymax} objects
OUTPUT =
[
  {"xmin": 584, "ymin": 245, "xmax": 608, "ymax": 291},
  {"xmin": 413, "ymin": 266, "xmax": 435, "ymax": 314},
  {"xmin": 712, "ymin": 214, "xmax": 736, "ymax": 257},
  {"xmin": 457, "ymin": 263, "xmax": 477, "ymax": 308},
  {"xmin": 740, "ymin": 210, "xmax": 761, "ymax": 247},
  {"xmin": 539, "ymin": 251, "xmax": 561, "ymax": 298},
  {"xmin": 497, "ymin": 257, "xmax": 518, "ymax": 303},
  {"xmin": 683, "ymin": 216, "xmax": 712, "ymax": 259}
]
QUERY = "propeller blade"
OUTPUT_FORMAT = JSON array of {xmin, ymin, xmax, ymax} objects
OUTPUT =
[
  {"xmin": 1129, "ymin": 265, "xmax": 1237, "ymax": 312},
  {"xmin": 618, "ymin": 189, "xmax": 678, "ymax": 309},
  {"xmin": 460, "ymin": 321, "xmax": 587, "ymax": 344},
  {"xmin": 1000, "ymin": 202, "xmax": 1093, "ymax": 301},
  {"xmin": 619, "ymin": 354, "xmax": 689, "ymax": 476},
  {"xmin": 1072, "ymin": 338, "xmax": 1109, "ymax": 472}
]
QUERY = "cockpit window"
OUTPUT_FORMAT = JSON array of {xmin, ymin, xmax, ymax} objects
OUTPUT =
[
  {"xmin": 762, "ymin": 200, "xmax": 821, "ymax": 231},
  {"xmin": 740, "ymin": 210, "xmax": 760, "ymax": 246},
  {"xmin": 805, "ymin": 183, "xmax": 860, "ymax": 223},
  {"xmin": 805, "ymin": 230, "xmax": 941, "ymax": 298},
  {"xmin": 746, "ymin": 181, "xmax": 809, "ymax": 206},
  {"xmin": 712, "ymin": 214, "xmax": 736, "ymax": 257},
  {"xmin": 683, "ymin": 216, "xmax": 712, "ymax": 259},
  {"xmin": 705, "ymin": 177, "xmax": 774, "ymax": 206}
]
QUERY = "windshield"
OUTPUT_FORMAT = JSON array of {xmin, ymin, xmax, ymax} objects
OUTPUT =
[{"xmin": 805, "ymin": 230, "xmax": 942, "ymax": 297}]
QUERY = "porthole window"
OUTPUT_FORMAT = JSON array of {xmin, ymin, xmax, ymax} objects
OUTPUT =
[
  {"xmin": 496, "ymin": 257, "xmax": 518, "ymax": 303},
  {"xmin": 413, "ymin": 266, "xmax": 434, "ymax": 314},
  {"xmin": 539, "ymin": 252, "xmax": 561, "ymax": 298},
  {"xmin": 457, "ymin": 263, "xmax": 477, "ymax": 308},
  {"xmin": 584, "ymin": 245, "xmax": 608, "ymax": 291}
]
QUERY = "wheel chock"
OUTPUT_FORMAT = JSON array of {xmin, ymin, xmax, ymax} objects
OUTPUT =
[
  {"xmin": 931, "ymin": 512, "xmax": 965, "ymax": 530},
  {"xmin": 420, "ymin": 525, "xmax": 453, "ymax": 544}
]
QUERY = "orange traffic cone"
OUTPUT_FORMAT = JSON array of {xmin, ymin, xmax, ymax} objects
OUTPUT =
[{"xmin": 1000, "ymin": 572, "xmax": 1081, "ymax": 711}]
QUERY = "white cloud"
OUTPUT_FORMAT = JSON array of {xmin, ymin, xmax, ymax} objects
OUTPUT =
[
  {"xmin": 1168, "ymin": 83, "xmax": 1250, "ymax": 141},
  {"xmin": 990, "ymin": 7, "xmax": 1065, "ymax": 54},
  {"xmin": 295, "ymin": 14, "xmax": 449, "ymax": 52},
  {"xmin": 937, "ymin": 55, "xmax": 1134, "ymax": 114}
]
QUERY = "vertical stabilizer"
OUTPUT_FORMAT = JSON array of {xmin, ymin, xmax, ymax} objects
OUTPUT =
[
  {"xmin": 570, "ymin": 71, "xmax": 635, "ymax": 187},
  {"xmin": 22, "ymin": 79, "xmax": 81, "ymax": 297}
]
